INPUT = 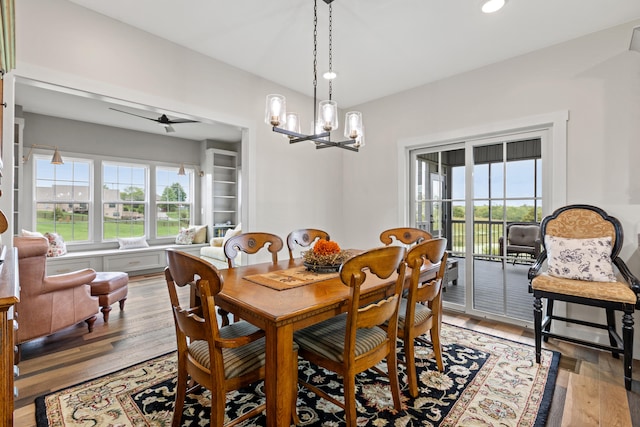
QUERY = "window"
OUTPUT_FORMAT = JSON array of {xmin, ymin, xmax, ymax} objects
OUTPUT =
[
  {"xmin": 156, "ymin": 166, "xmax": 193, "ymax": 237},
  {"xmin": 34, "ymin": 156, "xmax": 92, "ymax": 242},
  {"xmin": 103, "ymin": 162, "xmax": 147, "ymax": 239}
]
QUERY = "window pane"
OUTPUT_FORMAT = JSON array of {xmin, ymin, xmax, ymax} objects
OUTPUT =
[
  {"xmin": 156, "ymin": 167, "xmax": 194, "ymax": 237},
  {"xmin": 103, "ymin": 203, "xmax": 146, "ymax": 239},
  {"xmin": 34, "ymin": 157, "xmax": 92, "ymax": 242},
  {"xmin": 103, "ymin": 163, "xmax": 148, "ymax": 240},
  {"xmin": 506, "ymin": 159, "xmax": 534, "ymax": 198}
]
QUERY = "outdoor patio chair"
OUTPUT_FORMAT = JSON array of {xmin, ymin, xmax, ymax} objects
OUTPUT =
[{"xmin": 499, "ymin": 222, "xmax": 541, "ymax": 267}]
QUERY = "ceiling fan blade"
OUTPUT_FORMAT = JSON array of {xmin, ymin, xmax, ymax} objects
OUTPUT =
[
  {"xmin": 109, "ymin": 107, "xmax": 159, "ymax": 122},
  {"xmin": 167, "ymin": 118, "xmax": 199, "ymax": 124},
  {"xmin": 165, "ymin": 124, "xmax": 176, "ymax": 133}
]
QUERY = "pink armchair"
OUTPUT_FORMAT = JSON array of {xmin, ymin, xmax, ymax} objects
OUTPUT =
[{"xmin": 14, "ymin": 236, "xmax": 98, "ymax": 346}]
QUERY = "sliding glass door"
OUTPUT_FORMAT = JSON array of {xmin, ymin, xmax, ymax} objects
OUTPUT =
[{"xmin": 411, "ymin": 131, "xmax": 544, "ymax": 324}]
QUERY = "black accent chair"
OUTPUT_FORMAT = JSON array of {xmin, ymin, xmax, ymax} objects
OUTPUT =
[{"xmin": 528, "ymin": 204, "xmax": 640, "ymax": 390}]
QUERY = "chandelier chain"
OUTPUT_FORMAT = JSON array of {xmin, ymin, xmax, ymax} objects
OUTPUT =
[
  {"xmin": 313, "ymin": 0, "xmax": 318, "ymax": 124},
  {"xmin": 328, "ymin": 2, "xmax": 333, "ymax": 100}
]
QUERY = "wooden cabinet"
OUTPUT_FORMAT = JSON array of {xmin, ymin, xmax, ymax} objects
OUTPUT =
[
  {"xmin": 0, "ymin": 247, "xmax": 19, "ymax": 425},
  {"xmin": 204, "ymin": 149, "xmax": 238, "ymax": 238}
]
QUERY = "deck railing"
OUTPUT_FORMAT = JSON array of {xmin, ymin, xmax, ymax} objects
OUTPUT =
[{"xmin": 418, "ymin": 219, "xmax": 504, "ymax": 259}]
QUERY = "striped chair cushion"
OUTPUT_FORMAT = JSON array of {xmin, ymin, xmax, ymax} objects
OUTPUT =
[
  {"xmin": 188, "ymin": 320, "xmax": 267, "ymax": 379},
  {"xmin": 397, "ymin": 298, "xmax": 433, "ymax": 330},
  {"xmin": 218, "ymin": 320, "xmax": 262, "ymax": 339},
  {"xmin": 294, "ymin": 313, "xmax": 389, "ymax": 362}
]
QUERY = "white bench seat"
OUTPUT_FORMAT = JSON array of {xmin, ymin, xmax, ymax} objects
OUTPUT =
[{"xmin": 46, "ymin": 243, "xmax": 207, "ymax": 275}]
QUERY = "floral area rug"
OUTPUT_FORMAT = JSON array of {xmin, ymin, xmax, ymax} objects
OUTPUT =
[{"xmin": 35, "ymin": 323, "xmax": 559, "ymax": 427}]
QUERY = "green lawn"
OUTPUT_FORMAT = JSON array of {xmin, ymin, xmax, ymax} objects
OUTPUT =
[{"xmin": 37, "ymin": 212, "xmax": 190, "ymax": 241}]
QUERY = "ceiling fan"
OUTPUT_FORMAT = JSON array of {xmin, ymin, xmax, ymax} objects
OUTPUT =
[{"xmin": 109, "ymin": 107, "xmax": 199, "ymax": 133}]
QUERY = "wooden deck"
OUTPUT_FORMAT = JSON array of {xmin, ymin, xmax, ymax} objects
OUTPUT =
[{"xmin": 443, "ymin": 257, "xmax": 534, "ymax": 321}]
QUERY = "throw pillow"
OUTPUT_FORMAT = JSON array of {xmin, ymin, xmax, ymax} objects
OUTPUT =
[
  {"xmin": 175, "ymin": 227, "xmax": 197, "ymax": 245},
  {"xmin": 210, "ymin": 237, "xmax": 224, "ymax": 247},
  {"xmin": 222, "ymin": 223, "xmax": 242, "ymax": 245},
  {"xmin": 191, "ymin": 225, "xmax": 208, "ymax": 244},
  {"xmin": 21, "ymin": 229, "xmax": 44, "ymax": 237},
  {"xmin": 44, "ymin": 232, "xmax": 67, "ymax": 257},
  {"xmin": 117, "ymin": 236, "xmax": 150, "ymax": 250},
  {"xmin": 545, "ymin": 235, "xmax": 616, "ymax": 282}
]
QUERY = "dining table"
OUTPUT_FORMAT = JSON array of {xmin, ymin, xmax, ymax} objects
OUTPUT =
[{"xmin": 215, "ymin": 256, "xmax": 439, "ymax": 427}]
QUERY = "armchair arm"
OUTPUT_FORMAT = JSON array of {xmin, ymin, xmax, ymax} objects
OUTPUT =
[
  {"xmin": 42, "ymin": 268, "xmax": 97, "ymax": 293},
  {"xmin": 533, "ymin": 238, "xmax": 542, "ymax": 258},
  {"xmin": 527, "ymin": 250, "xmax": 547, "ymax": 285},
  {"xmin": 216, "ymin": 329, "xmax": 266, "ymax": 349},
  {"xmin": 613, "ymin": 257, "xmax": 640, "ymax": 297}
]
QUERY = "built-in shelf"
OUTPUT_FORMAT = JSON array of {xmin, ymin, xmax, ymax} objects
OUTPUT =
[{"xmin": 204, "ymin": 149, "xmax": 238, "ymax": 239}]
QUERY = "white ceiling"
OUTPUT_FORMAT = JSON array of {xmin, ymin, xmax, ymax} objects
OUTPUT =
[{"xmin": 16, "ymin": 0, "xmax": 640, "ymax": 142}]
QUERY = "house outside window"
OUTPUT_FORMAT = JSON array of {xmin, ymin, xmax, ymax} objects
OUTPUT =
[
  {"xmin": 156, "ymin": 166, "xmax": 193, "ymax": 237},
  {"xmin": 102, "ymin": 162, "xmax": 148, "ymax": 239},
  {"xmin": 34, "ymin": 156, "xmax": 92, "ymax": 242}
]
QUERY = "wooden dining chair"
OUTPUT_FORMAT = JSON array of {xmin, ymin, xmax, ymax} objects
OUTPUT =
[
  {"xmin": 380, "ymin": 227, "xmax": 433, "ymax": 247},
  {"xmin": 293, "ymin": 246, "xmax": 407, "ymax": 426},
  {"xmin": 286, "ymin": 228, "xmax": 330, "ymax": 259},
  {"xmin": 221, "ymin": 232, "xmax": 284, "ymax": 325},
  {"xmin": 223, "ymin": 232, "xmax": 284, "ymax": 268},
  {"xmin": 397, "ymin": 237, "xmax": 448, "ymax": 398},
  {"xmin": 164, "ymin": 249, "xmax": 298, "ymax": 427}
]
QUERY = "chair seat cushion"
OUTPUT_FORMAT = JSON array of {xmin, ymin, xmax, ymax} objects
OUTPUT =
[
  {"xmin": 188, "ymin": 320, "xmax": 267, "ymax": 379},
  {"xmin": 532, "ymin": 272, "xmax": 637, "ymax": 304},
  {"xmin": 294, "ymin": 313, "xmax": 388, "ymax": 363},
  {"xmin": 507, "ymin": 245, "xmax": 536, "ymax": 254},
  {"xmin": 397, "ymin": 298, "xmax": 433, "ymax": 330}
]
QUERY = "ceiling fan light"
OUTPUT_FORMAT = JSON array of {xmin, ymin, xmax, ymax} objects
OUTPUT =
[{"xmin": 481, "ymin": 0, "xmax": 506, "ymax": 13}]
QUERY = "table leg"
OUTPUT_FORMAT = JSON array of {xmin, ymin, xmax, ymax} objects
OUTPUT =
[{"xmin": 264, "ymin": 322, "xmax": 294, "ymax": 427}]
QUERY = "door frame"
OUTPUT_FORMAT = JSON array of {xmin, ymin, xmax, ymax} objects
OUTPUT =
[{"xmin": 398, "ymin": 111, "xmax": 568, "ymax": 325}]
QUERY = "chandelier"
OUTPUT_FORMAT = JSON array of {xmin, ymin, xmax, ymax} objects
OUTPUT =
[{"xmin": 265, "ymin": 0, "xmax": 364, "ymax": 152}]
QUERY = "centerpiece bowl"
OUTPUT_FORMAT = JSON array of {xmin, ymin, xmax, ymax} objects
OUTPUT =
[{"xmin": 302, "ymin": 239, "xmax": 351, "ymax": 273}]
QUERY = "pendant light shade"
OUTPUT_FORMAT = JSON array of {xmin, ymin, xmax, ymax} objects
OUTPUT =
[
  {"xmin": 318, "ymin": 100, "xmax": 338, "ymax": 131},
  {"xmin": 344, "ymin": 111, "xmax": 363, "ymax": 140},
  {"xmin": 265, "ymin": 94, "xmax": 286, "ymax": 127}
]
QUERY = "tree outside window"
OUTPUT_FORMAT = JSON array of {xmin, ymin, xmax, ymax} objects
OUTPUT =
[{"xmin": 156, "ymin": 167, "xmax": 193, "ymax": 237}]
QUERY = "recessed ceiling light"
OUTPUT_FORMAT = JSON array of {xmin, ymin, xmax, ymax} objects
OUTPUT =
[
  {"xmin": 481, "ymin": 0, "xmax": 507, "ymax": 13},
  {"xmin": 323, "ymin": 71, "xmax": 337, "ymax": 80}
]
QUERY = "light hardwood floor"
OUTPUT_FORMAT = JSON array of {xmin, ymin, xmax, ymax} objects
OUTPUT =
[{"xmin": 12, "ymin": 273, "xmax": 640, "ymax": 426}]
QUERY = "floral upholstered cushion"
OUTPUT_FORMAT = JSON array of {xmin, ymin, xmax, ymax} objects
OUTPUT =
[
  {"xmin": 545, "ymin": 235, "xmax": 616, "ymax": 282},
  {"xmin": 44, "ymin": 232, "xmax": 67, "ymax": 257},
  {"xmin": 175, "ymin": 227, "xmax": 197, "ymax": 245}
]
